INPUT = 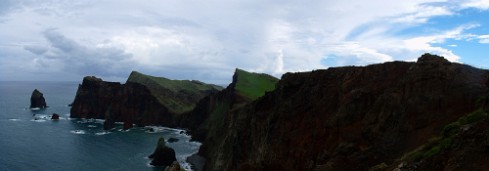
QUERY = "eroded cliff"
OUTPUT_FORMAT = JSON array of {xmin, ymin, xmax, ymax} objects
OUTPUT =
[
  {"xmin": 202, "ymin": 54, "xmax": 489, "ymax": 170},
  {"xmin": 70, "ymin": 71, "xmax": 221, "ymax": 129}
]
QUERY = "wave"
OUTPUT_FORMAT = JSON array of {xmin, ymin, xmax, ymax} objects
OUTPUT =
[
  {"xmin": 70, "ymin": 130, "xmax": 86, "ymax": 134},
  {"xmin": 143, "ymin": 126, "xmax": 187, "ymax": 134},
  {"xmin": 118, "ymin": 129, "xmax": 130, "ymax": 132},
  {"xmin": 8, "ymin": 118, "xmax": 21, "ymax": 121},
  {"xmin": 95, "ymin": 131, "xmax": 110, "ymax": 136}
]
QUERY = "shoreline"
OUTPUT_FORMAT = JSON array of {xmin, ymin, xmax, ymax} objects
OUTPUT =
[{"xmin": 186, "ymin": 153, "xmax": 205, "ymax": 171}]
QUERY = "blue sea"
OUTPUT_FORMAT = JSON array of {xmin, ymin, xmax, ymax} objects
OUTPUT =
[{"xmin": 0, "ymin": 81, "xmax": 200, "ymax": 171}]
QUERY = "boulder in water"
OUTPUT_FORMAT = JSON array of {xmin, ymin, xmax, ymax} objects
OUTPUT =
[
  {"xmin": 51, "ymin": 113, "xmax": 60, "ymax": 120},
  {"xmin": 165, "ymin": 161, "xmax": 181, "ymax": 171},
  {"xmin": 148, "ymin": 137, "xmax": 177, "ymax": 167},
  {"xmin": 167, "ymin": 137, "xmax": 179, "ymax": 143},
  {"xmin": 30, "ymin": 89, "xmax": 47, "ymax": 109}
]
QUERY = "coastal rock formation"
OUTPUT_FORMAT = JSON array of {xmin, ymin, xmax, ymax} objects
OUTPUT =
[
  {"xmin": 177, "ymin": 68, "xmax": 279, "ymax": 142},
  {"xmin": 70, "ymin": 76, "xmax": 122, "ymax": 119},
  {"xmin": 201, "ymin": 54, "xmax": 489, "ymax": 170},
  {"xmin": 30, "ymin": 89, "xmax": 47, "ymax": 108},
  {"xmin": 149, "ymin": 137, "xmax": 177, "ymax": 167},
  {"xmin": 165, "ymin": 161, "xmax": 181, "ymax": 171},
  {"xmin": 70, "ymin": 71, "xmax": 222, "ymax": 130},
  {"xmin": 51, "ymin": 113, "xmax": 60, "ymax": 120}
]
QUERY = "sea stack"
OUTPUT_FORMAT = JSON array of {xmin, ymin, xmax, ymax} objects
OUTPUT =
[
  {"xmin": 30, "ymin": 89, "xmax": 47, "ymax": 109},
  {"xmin": 148, "ymin": 137, "xmax": 177, "ymax": 167}
]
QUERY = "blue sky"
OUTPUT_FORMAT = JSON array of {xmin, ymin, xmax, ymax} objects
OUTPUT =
[{"xmin": 0, "ymin": 0, "xmax": 489, "ymax": 84}]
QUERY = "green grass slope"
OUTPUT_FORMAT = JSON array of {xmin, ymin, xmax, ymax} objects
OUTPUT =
[
  {"xmin": 234, "ymin": 68, "xmax": 279, "ymax": 100},
  {"xmin": 126, "ymin": 71, "xmax": 223, "ymax": 114}
]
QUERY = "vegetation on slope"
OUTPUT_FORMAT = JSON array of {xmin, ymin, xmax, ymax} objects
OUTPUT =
[
  {"xmin": 126, "ymin": 71, "xmax": 223, "ymax": 113},
  {"xmin": 407, "ymin": 108, "xmax": 487, "ymax": 161},
  {"xmin": 234, "ymin": 68, "xmax": 279, "ymax": 100}
]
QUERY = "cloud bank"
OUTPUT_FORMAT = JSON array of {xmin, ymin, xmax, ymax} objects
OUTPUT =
[{"xmin": 0, "ymin": 0, "xmax": 488, "ymax": 83}]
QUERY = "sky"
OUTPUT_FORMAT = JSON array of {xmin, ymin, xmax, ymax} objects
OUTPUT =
[{"xmin": 1, "ymin": 0, "xmax": 489, "ymax": 84}]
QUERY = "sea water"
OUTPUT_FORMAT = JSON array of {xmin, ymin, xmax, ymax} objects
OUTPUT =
[{"xmin": 0, "ymin": 81, "xmax": 200, "ymax": 171}]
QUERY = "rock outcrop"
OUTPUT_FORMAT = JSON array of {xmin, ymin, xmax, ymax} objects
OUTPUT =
[
  {"xmin": 30, "ymin": 89, "xmax": 47, "ymax": 108},
  {"xmin": 70, "ymin": 71, "xmax": 222, "ymax": 130},
  {"xmin": 149, "ymin": 137, "xmax": 177, "ymax": 167},
  {"xmin": 177, "ymin": 69, "xmax": 279, "ymax": 140},
  {"xmin": 165, "ymin": 161, "xmax": 182, "ymax": 171},
  {"xmin": 201, "ymin": 54, "xmax": 489, "ymax": 170},
  {"xmin": 70, "ymin": 76, "xmax": 122, "ymax": 119},
  {"xmin": 51, "ymin": 113, "xmax": 60, "ymax": 120}
]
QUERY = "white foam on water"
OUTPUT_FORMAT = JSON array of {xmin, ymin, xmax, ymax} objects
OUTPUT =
[
  {"xmin": 30, "ymin": 107, "xmax": 41, "ymax": 111},
  {"xmin": 70, "ymin": 130, "xmax": 86, "ymax": 134},
  {"xmin": 95, "ymin": 131, "xmax": 110, "ymax": 136},
  {"xmin": 87, "ymin": 125, "xmax": 97, "ymax": 128},
  {"xmin": 95, "ymin": 119, "xmax": 105, "ymax": 123},
  {"xmin": 33, "ymin": 114, "xmax": 49, "ymax": 120},
  {"xmin": 8, "ymin": 118, "xmax": 21, "ymax": 121},
  {"xmin": 118, "ymin": 129, "xmax": 130, "ymax": 132},
  {"xmin": 31, "ymin": 119, "xmax": 47, "ymax": 122}
]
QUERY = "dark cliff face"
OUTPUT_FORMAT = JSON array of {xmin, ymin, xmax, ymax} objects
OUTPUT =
[
  {"xmin": 178, "ymin": 68, "xmax": 279, "ymax": 134},
  {"xmin": 126, "ymin": 71, "xmax": 223, "ymax": 114},
  {"xmin": 30, "ymin": 89, "xmax": 47, "ymax": 108},
  {"xmin": 203, "ymin": 54, "xmax": 489, "ymax": 170},
  {"xmin": 70, "ymin": 76, "xmax": 122, "ymax": 119},
  {"xmin": 103, "ymin": 82, "xmax": 172, "ymax": 129},
  {"xmin": 70, "ymin": 72, "xmax": 221, "ymax": 130},
  {"xmin": 70, "ymin": 76, "xmax": 172, "ymax": 129},
  {"xmin": 176, "ymin": 69, "xmax": 279, "ymax": 169}
]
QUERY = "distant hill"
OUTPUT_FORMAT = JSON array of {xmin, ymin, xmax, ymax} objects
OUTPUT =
[{"xmin": 127, "ymin": 71, "xmax": 223, "ymax": 114}]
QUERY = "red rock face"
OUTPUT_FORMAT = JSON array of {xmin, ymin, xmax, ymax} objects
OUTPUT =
[
  {"xmin": 70, "ymin": 77, "xmax": 173, "ymax": 129},
  {"xmin": 204, "ymin": 54, "xmax": 489, "ymax": 170},
  {"xmin": 70, "ymin": 76, "xmax": 122, "ymax": 119}
]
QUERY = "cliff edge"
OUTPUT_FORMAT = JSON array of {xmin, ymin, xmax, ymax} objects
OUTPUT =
[{"xmin": 202, "ymin": 54, "xmax": 489, "ymax": 170}]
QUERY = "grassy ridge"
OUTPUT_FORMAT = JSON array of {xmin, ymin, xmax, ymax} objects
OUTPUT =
[
  {"xmin": 234, "ymin": 68, "xmax": 279, "ymax": 100},
  {"xmin": 127, "ymin": 71, "xmax": 223, "ymax": 113}
]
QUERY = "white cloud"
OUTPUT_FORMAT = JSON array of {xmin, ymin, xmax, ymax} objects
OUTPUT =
[
  {"xmin": 478, "ymin": 35, "xmax": 489, "ymax": 43},
  {"xmin": 0, "ymin": 0, "xmax": 488, "ymax": 83},
  {"xmin": 461, "ymin": 0, "xmax": 489, "ymax": 10},
  {"xmin": 393, "ymin": 5, "xmax": 453, "ymax": 24}
]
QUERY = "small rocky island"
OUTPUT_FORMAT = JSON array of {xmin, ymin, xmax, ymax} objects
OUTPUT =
[
  {"xmin": 30, "ymin": 89, "xmax": 47, "ymax": 109},
  {"xmin": 148, "ymin": 137, "xmax": 177, "ymax": 167}
]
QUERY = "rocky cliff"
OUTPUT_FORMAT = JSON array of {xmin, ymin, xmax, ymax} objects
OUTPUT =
[
  {"xmin": 30, "ymin": 89, "xmax": 47, "ymax": 108},
  {"xmin": 201, "ymin": 54, "xmax": 489, "ymax": 170},
  {"xmin": 70, "ymin": 71, "xmax": 222, "ymax": 129},
  {"xmin": 177, "ymin": 68, "xmax": 279, "ymax": 141}
]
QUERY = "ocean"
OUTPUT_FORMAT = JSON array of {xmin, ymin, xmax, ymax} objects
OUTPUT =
[{"xmin": 0, "ymin": 81, "xmax": 200, "ymax": 171}]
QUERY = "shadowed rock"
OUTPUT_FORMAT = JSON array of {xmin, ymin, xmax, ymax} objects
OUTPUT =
[
  {"xmin": 165, "ymin": 161, "xmax": 181, "ymax": 171},
  {"xmin": 70, "ymin": 72, "xmax": 222, "ymax": 130},
  {"xmin": 51, "ymin": 113, "xmax": 60, "ymax": 120},
  {"xmin": 201, "ymin": 54, "xmax": 489, "ymax": 170},
  {"xmin": 149, "ymin": 137, "xmax": 177, "ymax": 167},
  {"xmin": 30, "ymin": 89, "xmax": 47, "ymax": 109}
]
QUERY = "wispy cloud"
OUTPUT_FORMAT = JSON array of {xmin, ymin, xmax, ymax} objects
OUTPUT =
[{"xmin": 0, "ymin": 0, "xmax": 488, "ymax": 83}]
